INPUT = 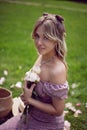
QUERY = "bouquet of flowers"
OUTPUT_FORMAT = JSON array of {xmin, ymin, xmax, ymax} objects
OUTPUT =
[
  {"xmin": 20, "ymin": 65, "xmax": 41, "ymax": 126},
  {"xmin": 25, "ymin": 65, "xmax": 40, "ymax": 87},
  {"xmin": 24, "ymin": 65, "xmax": 41, "ymax": 98}
]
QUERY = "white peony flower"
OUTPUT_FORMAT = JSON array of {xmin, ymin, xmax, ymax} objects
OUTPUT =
[
  {"xmin": 74, "ymin": 110, "xmax": 82, "ymax": 117},
  {"xmin": 15, "ymin": 81, "xmax": 22, "ymax": 88},
  {"xmin": 25, "ymin": 70, "xmax": 31, "ymax": 79},
  {"xmin": 65, "ymin": 102, "xmax": 72, "ymax": 109},
  {"xmin": 63, "ymin": 110, "xmax": 69, "ymax": 117},
  {"xmin": 69, "ymin": 106, "xmax": 76, "ymax": 112},
  {"xmin": 71, "ymin": 91, "xmax": 75, "ymax": 96},
  {"xmin": 25, "ymin": 71, "xmax": 40, "ymax": 82},
  {"xmin": 64, "ymin": 120, "xmax": 71, "ymax": 130},
  {"xmin": 71, "ymin": 82, "xmax": 80, "ymax": 89},
  {"xmin": 71, "ymin": 83, "xmax": 77, "ymax": 89},
  {"xmin": 65, "ymin": 102, "xmax": 76, "ymax": 112},
  {"xmin": 0, "ymin": 77, "xmax": 5, "ymax": 85},
  {"xmin": 32, "ymin": 65, "xmax": 41, "ymax": 74},
  {"xmin": 24, "ymin": 65, "xmax": 41, "ymax": 83},
  {"xmin": 3, "ymin": 70, "xmax": 8, "ymax": 76}
]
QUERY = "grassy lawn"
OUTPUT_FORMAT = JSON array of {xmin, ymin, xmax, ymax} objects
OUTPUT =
[{"xmin": 0, "ymin": 0, "xmax": 87, "ymax": 129}]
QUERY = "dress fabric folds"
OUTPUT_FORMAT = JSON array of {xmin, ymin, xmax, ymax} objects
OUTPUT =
[{"xmin": 0, "ymin": 81, "xmax": 68, "ymax": 130}]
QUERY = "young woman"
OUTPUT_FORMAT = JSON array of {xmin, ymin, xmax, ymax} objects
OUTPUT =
[{"xmin": 0, "ymin": 13, "xmax": 68, "ymax": 130}]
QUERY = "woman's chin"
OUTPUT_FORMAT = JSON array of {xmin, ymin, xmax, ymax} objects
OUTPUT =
[
  {"xmin": 38, "ymin": 50, "xmax": 46, "ymax": 55},
  {"xmin": 37, "ymin": 48, "xmax": 45, "ymax": 54},
  {"xmin": 38, "ymin": 52, "xmax": 43, "ymax": 55}
]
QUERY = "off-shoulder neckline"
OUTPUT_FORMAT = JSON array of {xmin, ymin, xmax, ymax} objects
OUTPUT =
[{"xmin": 39, "ymin": 80, "xmax": 68, "ymax": 86}]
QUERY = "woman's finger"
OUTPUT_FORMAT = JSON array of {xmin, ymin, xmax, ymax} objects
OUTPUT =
[
  {"xmin": 30, "ymin": 83, "xmax": 36, "ymax": 91},
  {"xmin": 22, "ymin": 80, "xmax": 27, "ymax": 91},
  {"xmin": 20, "ymin": 93, "xmax": 24, "ymax": 98}
]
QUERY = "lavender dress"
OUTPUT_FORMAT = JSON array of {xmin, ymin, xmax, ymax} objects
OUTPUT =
[{"xmin": 0, "ymin": 81, "xmax": 68, "ymax": 130}]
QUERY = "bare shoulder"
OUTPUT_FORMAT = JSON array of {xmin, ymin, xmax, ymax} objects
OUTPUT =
[{"xmin": 49, "ymin": 59, "xmax": 67, "ymax": 84}]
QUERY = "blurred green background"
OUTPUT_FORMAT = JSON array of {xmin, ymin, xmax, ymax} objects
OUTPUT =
[{"xmin": 0, "ymin": 0, "xmax": 87, "ymax": 129}]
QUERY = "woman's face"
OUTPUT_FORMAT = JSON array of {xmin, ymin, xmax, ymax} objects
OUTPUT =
[{"xmin": 34, "ymin": 25, "xmax": 56, "ymax": 56}]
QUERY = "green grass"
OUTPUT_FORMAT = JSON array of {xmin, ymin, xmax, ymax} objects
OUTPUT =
[{"xmin": 0, "ymin": 0, "xmax": 87, "ymax": 129}]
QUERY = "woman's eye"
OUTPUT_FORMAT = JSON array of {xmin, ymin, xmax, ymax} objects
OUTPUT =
[
  {"xmin": 34, "ymin": 34, "xmax": 39, "ymax": 39},
  {"xmin": 43, "ymin": 36, "xmax": 48, "ymax": 40}
]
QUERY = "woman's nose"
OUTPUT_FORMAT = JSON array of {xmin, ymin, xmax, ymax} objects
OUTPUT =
[{"xmin": 37, "ymin": 38, "xmax": 43, "ymax": 45}]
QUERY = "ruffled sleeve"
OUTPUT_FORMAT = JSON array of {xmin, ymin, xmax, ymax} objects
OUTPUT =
[{"xmin": 42, "ymin": 81, "xmax": 69, "ymax": 99}]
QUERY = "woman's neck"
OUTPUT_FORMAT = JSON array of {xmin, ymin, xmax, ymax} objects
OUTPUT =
[
  {"xmin": 42, "ymin": 51, "xmax": 56, "ymax": 61},
  {"xmin": 41, "ymin": 53, "xmax": 56, "ymax": 65}
]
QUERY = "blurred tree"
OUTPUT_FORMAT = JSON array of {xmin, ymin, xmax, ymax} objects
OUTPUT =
[{"xmin": 71, "ymin": 0, "xmax": 87, "ymax": 3}]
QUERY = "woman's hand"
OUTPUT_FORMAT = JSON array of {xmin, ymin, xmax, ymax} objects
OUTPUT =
[{"xmin": 20, "ymin": 83, "xmax": 35, "ymax": 105}]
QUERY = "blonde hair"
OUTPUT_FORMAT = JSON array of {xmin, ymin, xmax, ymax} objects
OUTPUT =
[{"xmin": 32, "ymin": 13, "xmax": 67, "ymax": 65}]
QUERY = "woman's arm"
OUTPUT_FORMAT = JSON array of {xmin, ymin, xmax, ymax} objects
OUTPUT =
[
  {"xmin": 21, "ymin": 84, "xmax": 65, "ymax": 116},
  {"xmin": 28, "ymin": 96, "xmax": 65, "ymax": 116}
]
